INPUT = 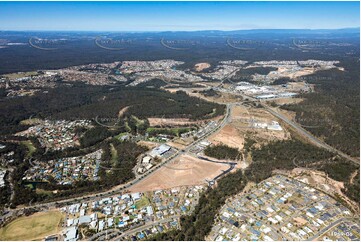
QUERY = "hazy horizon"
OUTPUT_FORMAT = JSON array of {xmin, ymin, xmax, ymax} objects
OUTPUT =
[{"xmin": 1, "ymin": 27, "xmax": 360, "ymax": 33}]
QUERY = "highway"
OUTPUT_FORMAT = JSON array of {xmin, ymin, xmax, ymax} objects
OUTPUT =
[
  {"xmin": 222, "ymin": 81, "xmax": 359, "ymax": 166},
  {"xmin": 262, "ymin": 103, "xmax": 359, "ymax": 165},
  {"xmin": 2, "ymin": 103, "xmax": 233, "ymax": 217}
]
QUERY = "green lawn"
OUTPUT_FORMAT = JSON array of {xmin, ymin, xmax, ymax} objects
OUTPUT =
[
  {"xmin": 115, "ymin": 132, "xmax": 129, "ymax": 140},
  {"xmin": 110, "ymin": 143, "xmax": 118, "ymax": 165},
  {"xmin": 135, "ymin": 196, "xmax": 150, "ymax": 209},
  {"xmin": 21, "ymin": 140, "xmax": 36, "ymax": 158}
]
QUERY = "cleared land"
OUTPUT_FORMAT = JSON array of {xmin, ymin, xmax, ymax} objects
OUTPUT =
[
  {"xmin": 129, "ymin": 154, "xmax": 228, "ymax": 192},
  {"xmin": 194, "ymin": 62, "xmax": 211, "ymax": 72},
  {"xmin": 232, "ymin": 105, "xmax": 291, "ymax": 141},
  {"xmin": 148, "ymin": 116, "xmax": 222, "ymax": 127},
  {"xmin": 137, "ymin": 140, "xmax": 159, "ymax": 149},
  {"xmin": 148, "ymin": 117, "xmax": 200, "ymax": 127},
  {"xmin": 19, "ymin": 118, "xmax": 42, "ymax": 126},
  {"xmin": 3, "ymin": 71, "xmax": 39, "ymax": 79},
  {"xmin": 118, "ymin": 106, "xmax": 130, "ymax": 118},
  {"xmin": 167, "ymin": 139, "xmax": 190, "ymax": 150},
  {"xmin": 0, "ymin": 210, "xmax": 64, "ymax": 241},
  {"xmin": 266, "ymin": 97, "xmax": 304, "ymax": 106},
  {"xmin": 209, "ymin": 104, "xmax": 291, "ymax": 152},
  {"xmin": 209, "ymin": 124, "xmax": 244, "ymax": 150}
]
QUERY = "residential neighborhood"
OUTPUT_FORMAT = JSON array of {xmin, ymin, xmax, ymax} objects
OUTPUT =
[
  {"xmin": 23, "ymin": 149, "xmax": 103, "ymax": 185},
  {"xmin": 16, "ymin": 120, "xmax": 92, "ymax": 151},
  {"xmin": 209, "ymin": 175, "xmax": 360, "ymax": 241},
  {"xmin": 61, "ymin": 185, "xmax": 205, "ymax": 241}
]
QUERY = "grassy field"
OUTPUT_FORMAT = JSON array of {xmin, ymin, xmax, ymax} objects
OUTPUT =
[
  {"xmin": 115, "ymin": 132, "xmax": 128, "ymax": 140},
  {"xmin": 110, "ymin": 143, "xmax": 118, "ymax": 165},
  {"xmin": 0, "ymin": 211, "xmax": 64, "ymax": 241},
  {"xmin": 135, "ymin": 196, "xmax": 150, "ymax": 209},
  {"xmin": 21, "ymin": 140, "xmax": 36, "ymax": 158},
  {"xmin": 19, "ymin": 118, "xmax": 42, "ymax": 125}
]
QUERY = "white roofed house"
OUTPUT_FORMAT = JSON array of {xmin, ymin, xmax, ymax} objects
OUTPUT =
[
  {"xmin": 146, "ymin": 206, "xmax": 154, "ymax": 215},
  {"xmin": 64, "ymin": 226, "xmax": 78, "ymax": 241},
  {"xmin": 107, "ymin": 217, "xmax": 114, "ymax": 227},
  {"xmin": 98, "ymin": 220, "xmax": 105, "ymax": 231},
  {"xmin": 142, "ymin": 156, "xmax": 152, "ymax": 164},
  {"xmin": 78, "ymin": 215, "xmax": 91, "ymax": 225},
  {"xmin": 131, "ymin": 192, "xmax": 141, "ymax": 201}
]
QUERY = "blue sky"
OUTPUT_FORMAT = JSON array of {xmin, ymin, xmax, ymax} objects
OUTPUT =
[{"xmin": 0, "ymin": 1, "xmax": 359, "ymax": 31}]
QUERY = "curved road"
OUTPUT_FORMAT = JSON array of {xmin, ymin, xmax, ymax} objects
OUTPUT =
[{"xmin": 3, "ymin": 104, "xmax": 232, "ymax": 215}]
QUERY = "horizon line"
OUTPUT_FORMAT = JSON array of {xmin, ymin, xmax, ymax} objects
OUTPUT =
[{"xmin": 0, "ymin": 27, "xmax": 360, "ymax": 33}]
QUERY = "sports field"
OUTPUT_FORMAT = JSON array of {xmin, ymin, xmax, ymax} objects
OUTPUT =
[{"xmin": 0, "ymin": 210, "xmax": 64, "ymax": 241}]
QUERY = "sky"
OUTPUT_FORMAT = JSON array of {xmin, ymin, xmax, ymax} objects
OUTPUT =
[{"xmin": 0, "ymin": 1, "xmax": 359, "ymax": 31}]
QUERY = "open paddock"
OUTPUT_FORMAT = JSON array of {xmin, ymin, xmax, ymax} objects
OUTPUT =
[{"xmin": 0, "ymin": 210, "xmax": 64, "ymax": 241}]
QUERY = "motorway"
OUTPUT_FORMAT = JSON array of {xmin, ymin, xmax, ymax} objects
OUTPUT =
[
  {"xmin": 262, "ymin": 104, "xmax": 359, "ymax": 165},
  {"xmin": 221, "ymin": 82, "xmax": 359, "ymax": 166}
]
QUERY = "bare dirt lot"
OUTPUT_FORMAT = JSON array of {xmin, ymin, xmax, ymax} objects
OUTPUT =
[
  {"xmin": 194, "ymin": 62, "xmax": 211, "ymax": 72},
  {"xmin": 148, "ymin": 115, "xmax": 223, "ymax": 127},
  {"xmin": 209, "ymin": 124, "xmax": 244, "ymax": 150},
  {"xmin": 209, "ymin": 104, "xmax": 290, "ymax": 150},
  {"xmin": 167, "ymin": 139, "xmax": 190, "ymax": 150},
  {"xmin": 266, "ymin": 97, "xmax": 304, "ymax": 106},
  {"xmin": 148, "ymin": 117, "xmax": 200, "ymax": 127},
  {"xmin": 129, "ymin": 154, "xmax": 228, "ymax": 192},
  {"xmin": 118, "ymin": 106, "xmax": 130, "ymax": 118},
  {"xmin": 137, "ymin": 140, "xmax": 159, "ymax": 149},
  {"xmin": 277, "ymin": 67, "xmax": 316, "ymax": 79}
]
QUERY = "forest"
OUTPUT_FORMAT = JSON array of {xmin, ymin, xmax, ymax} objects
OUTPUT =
[
  {"xmin": 281, "ymin": 60, "xmax": 360, "ymax": 157},
  {"xmin": 0, "ymin": 86, "xmax": 225, "ymax": 135},
  {"xmin": 1, "ymin": 29, "xmax": 358, "ymax": 75},
  {"xmin": 204, "ymin": 144, "xmax": 241, "ymax": 160}
]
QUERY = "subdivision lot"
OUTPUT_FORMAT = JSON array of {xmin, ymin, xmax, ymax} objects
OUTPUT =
[{"xmin": 129, "ymin": 154, "xmax": 228, "ymax": 192}]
